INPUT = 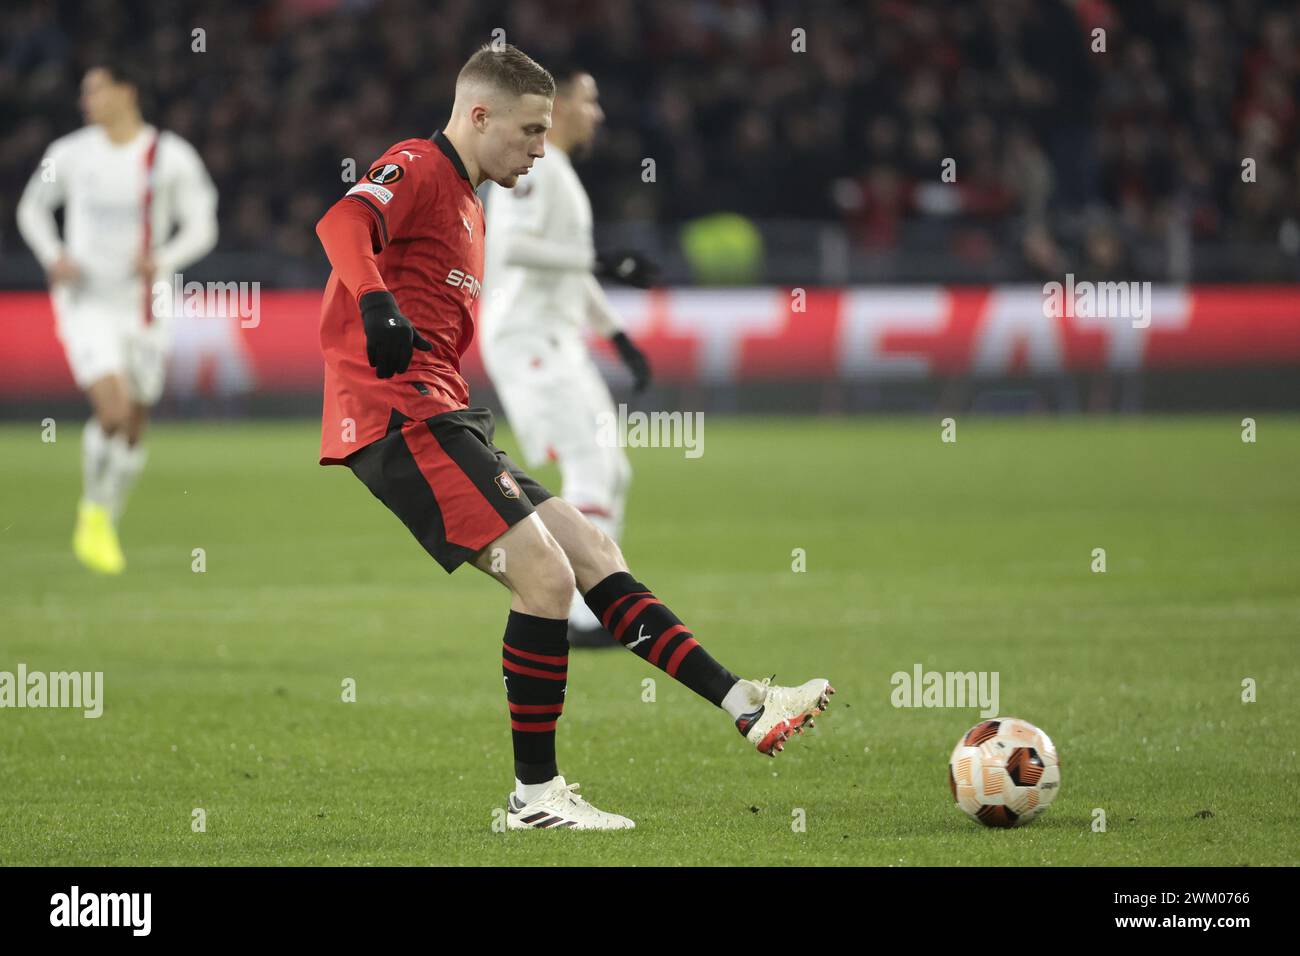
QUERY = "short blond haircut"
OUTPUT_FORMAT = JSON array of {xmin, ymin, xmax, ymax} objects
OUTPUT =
[{"xmin": 457, "ymin": 43, "xmax": 555, "ymax": 98}]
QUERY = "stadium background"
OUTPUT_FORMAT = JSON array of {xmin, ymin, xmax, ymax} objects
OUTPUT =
[{"xmin": 2, "ymin": 0, "xmax": 1299, "ymax": 416}]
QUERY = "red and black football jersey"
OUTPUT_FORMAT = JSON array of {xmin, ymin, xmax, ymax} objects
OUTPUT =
[{"xmin": 318, "ymin": 131, "xmax": 485, "ymax": 464}]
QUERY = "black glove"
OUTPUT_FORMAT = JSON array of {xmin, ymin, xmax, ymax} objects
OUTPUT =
[
  {"xmin": 611, "ymin": 331, "xmax": 652, "ymax": 392},
  {"xmin": 596, "ymin": 250, "xmax": 659, "ymax": 289},
  {"xmin": 359, "ymin": 290, "xmax": 431, "ymax": 379}
]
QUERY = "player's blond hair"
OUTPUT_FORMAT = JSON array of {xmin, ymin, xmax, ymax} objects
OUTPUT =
[{"xmin": 457, "ymin": 43, "xmax": 555, "ymax": 99}]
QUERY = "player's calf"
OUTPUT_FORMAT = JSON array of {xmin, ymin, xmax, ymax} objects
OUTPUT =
[
  {"xmin": 582, "ymin": 569, "xmax": 742, "ymax": 707},
  {"xmin": 534, "ymin": 500, "xmax": 835, "ymax": 756},
  {"xmin": 500, "ymin": 609, "xmax": 569, "ymax": 794},
  {"xmin": 537, "ymin": 498, "xmax": 739, "ymax": 703},
  {"xmin": 470, "ymin": 515, "xmax": 581, "ymax": 801}
]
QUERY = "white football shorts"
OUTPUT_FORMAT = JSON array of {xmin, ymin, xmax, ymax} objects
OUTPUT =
[
  {"xmin": 51, "ymin": 280, "xmax": 172, "ymax": 405},
  {"xmin": 481, "ymin": 331, "xmax": 619, "ymax": 469}
]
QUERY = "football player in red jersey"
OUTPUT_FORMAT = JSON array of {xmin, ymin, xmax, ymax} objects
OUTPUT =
[{"xmin": 315, "ymin": 44, "xmax": 833, "ymax": 830}]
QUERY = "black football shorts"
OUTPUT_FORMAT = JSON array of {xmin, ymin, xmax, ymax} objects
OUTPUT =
[{"xmin": 346, "ymin": 406, "xmax": 553, "ymax": 573}]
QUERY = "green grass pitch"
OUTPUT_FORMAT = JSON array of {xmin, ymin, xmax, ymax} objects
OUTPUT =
[{"xmin": 0, "ymin": 415, "xmax": 1296, "ymax": 865}]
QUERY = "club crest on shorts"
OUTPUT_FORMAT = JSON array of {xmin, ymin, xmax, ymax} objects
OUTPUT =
[{"xmin": 495, "ymin": 471, "xmax": 521, "ymax": 500}]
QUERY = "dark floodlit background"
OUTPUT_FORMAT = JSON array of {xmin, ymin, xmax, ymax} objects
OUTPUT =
[{"xmin": 1, "ymin": 0, "xmax": 1298, "ymax": 413}]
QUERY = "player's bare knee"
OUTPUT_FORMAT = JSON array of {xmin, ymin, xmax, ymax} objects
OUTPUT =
[
  {"xmin": 518, "ymin": 546, "xmax": 575, "ymax": 617},
  {"xmin": 602, "ymin": 532, "xmax": 626, "ymax": 570},
  {"xmin": 543, "ymin": 546, "xmax": 578, "ymax": 606},
  {"xmin": 96, "ymin": 405, "xmax": 129, "ymax": 435},
  {"xmin": 588, "ymin": 522, "xmax": 623, "ymax": 568},
  {"xmin": 570, "ymin": 523, "xmax": 626, "ymax": 589}
]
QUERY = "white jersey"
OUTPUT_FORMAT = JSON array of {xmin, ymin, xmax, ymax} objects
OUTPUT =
[
  {"xmin": 17, "ymin": 124, "xmax": 218, "ymax": 302},
  {"xmin": 478, "ymin": 146, "xmax": 634, "ymax": 571},
  {"xmin": 481, "ymin": 145, "xmax": 613, "ymax": 346}
]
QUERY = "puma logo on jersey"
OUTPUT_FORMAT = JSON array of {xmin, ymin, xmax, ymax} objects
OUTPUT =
[
  {"xmin": 445, "ymin": 268, "xmax": 481, "ymax": 298},
  {"xmin": 399, "ymin": 150, "xmax": 420, "ymax": 161},
  {"xmin": 461, "ymin": 216, "xmax": 472, "ymax": 242},
  {"xmin": 627, "ymin": 625, "xmax": 653, "ymax": 649}
]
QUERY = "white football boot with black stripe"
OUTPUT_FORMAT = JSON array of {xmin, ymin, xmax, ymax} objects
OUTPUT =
[
  {"xmin": 506, "ymin": 776, "xmax": 635, "ymax": 830},
  {"xmin": 734, "ymin": 677, "xmax": 835, "ymax": 757}
]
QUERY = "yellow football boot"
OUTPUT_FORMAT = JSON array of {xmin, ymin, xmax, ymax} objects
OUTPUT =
[{"xmin": 73, "ymin": 499, "xmax": 125, "ymax": 574}]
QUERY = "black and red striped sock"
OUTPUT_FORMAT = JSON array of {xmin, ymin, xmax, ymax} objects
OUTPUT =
[
  {"xmin": 502, "ymin": 611, "xmax": 568, "ymax": 785},
  {"xmin": 584, "ymin": 571, "xmax": 739, "ymax": 706}
]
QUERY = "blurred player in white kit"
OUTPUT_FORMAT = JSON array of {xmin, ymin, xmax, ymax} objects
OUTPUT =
[
  {"xmin": 16, "ymin": 61, "xmax": 218, "ymax": 574},
  {"xmin": 480, "ymin": 67, "xmax": 657, "ymax": 647}
]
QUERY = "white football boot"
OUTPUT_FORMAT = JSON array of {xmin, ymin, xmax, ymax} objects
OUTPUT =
[
  {"xmin": 733, "ymin": 676, "xmax": 835, "ymax": 757},
  {"xmin": 506, "ymin": 776, "xmax": 635, "ymax": 830}
]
